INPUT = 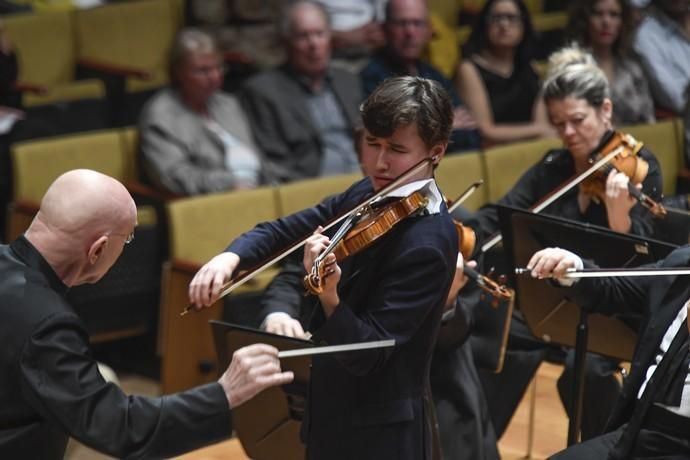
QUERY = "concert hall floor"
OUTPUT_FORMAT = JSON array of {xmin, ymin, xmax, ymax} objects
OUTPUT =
[{"xmin": 66, "ymin": 362, "xmax": 569, "ymax": 459}]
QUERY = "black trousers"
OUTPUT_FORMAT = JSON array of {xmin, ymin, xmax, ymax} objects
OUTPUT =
[
  {"xmin": 431, "ymin": 341, "xmax": 500, "ymax": 460},
  {"xmin": 550, "ymin": 405, "xmax": 690, "ymax": 459}
]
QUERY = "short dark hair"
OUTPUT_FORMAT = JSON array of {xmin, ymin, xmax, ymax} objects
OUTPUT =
[{"xmin": 360, "ymin": 76, "xmax": 453, "ymax": 148}]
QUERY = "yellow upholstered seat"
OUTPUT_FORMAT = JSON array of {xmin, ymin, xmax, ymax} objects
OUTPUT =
[
  {"xmin": 160, "ymin": 187, "xmax": 280, "ymax": 393},
  {"xmin": 2, "ymin": 10, "xmax": 106, "ymax": 107},
  {"xmin": 624, "ymin": 120, "xmax": 681, "ymax": 196},
  {"xmin": 435, "ymin": 151, "xmax": 488, "ymax": 210},
  {"xmin": 483, "ymin": 137, "xmax": 561, "ymax": 202},
  {"xmin": 167, "ymin": 187, "xmax": 279, "ymax": 265},
  {"xmin": 74, "ymin": 0, "xmax": 175, "ymax": 94},
  {"xmin": 275, "ymin": 173, "xmax": 362, "ymax": 217},
  {"xmin": 11, "ymin": 129, "xmax": 127, "ymax": 204}
]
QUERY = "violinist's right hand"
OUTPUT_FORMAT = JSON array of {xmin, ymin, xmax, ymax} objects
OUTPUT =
[
  {"xmin": 526, "ymin": 247, "xmax": 583, "ymax": 283},
  {"xmin": 189, "ymin": 252, "xmax": 240, "ymax": 309}
]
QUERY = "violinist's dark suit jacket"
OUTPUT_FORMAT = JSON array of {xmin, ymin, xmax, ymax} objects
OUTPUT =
[
  {"xmin": 228, "ymin": 177, "xmax": 458, "ymax": 460},
  {"xmin": 0, "ymin": 237, "xmax": 232, "ymax": 460},
  {"xmin": 559, "ymin": 245, "xmax": 690, "ymax": 458}
]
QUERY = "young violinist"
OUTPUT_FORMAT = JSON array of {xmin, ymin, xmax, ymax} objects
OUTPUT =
[
  {"xmin": 189, "ymin": 76, "xmax": 459, "ymax": 460},
  {"xmin": 525, "ymin": 245, "xmax": 690, "ymax": 459},
  {"xmin": 466, "ymin": 44, "xmax": 663, "ymax": 441}
]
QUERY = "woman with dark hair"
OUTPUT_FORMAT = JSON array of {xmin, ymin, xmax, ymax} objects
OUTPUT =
[
  {"xmin": 456, "ymin": 0, "xmax": 553, "ymax": 145},
  {"xmin": 567, "ymin": 0, "xmax": 655, "ymax": 125}
]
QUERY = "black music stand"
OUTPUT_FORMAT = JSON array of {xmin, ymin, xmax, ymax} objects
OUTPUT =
[
  {"xmin": 495, "ymin": 205, "xmax": 676, "ymax": 445},
  {"xmin": 212, "ymin": 321, "xmax": 312, "ymax": 460}
]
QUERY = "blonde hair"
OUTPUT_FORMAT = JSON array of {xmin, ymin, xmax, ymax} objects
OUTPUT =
[{"xmin": 542, "ymin": 44, "xmax": 609, "ymax": 107}]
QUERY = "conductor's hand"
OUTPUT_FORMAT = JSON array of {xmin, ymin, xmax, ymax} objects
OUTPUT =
[
  {"xmin": 264, "ymin": 313, "xmax": 307, "ymax": 339},
  {"xmin": 189, "ymin": 252, "xmax": 240, "ymax": 309},
  {"xmin": 527, "ymin": 247, "xmax": 582, "ymax": 280},
  {"xmin": 445, "ymin": 253, "xmax": 475, "ymax": 307},
  {"xmin": 219, "ymin": 343, "xmax": 294, "ymax": 409}
]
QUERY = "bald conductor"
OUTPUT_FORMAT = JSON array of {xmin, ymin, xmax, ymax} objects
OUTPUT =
[{"xmin": 0, "ymin": 169, "xmax": 293, "ymax": 459}]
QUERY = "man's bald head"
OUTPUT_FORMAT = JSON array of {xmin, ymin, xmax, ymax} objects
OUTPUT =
[{"xmin": 26, "ymin": 169, "xmax": 137, "ymax": 286}]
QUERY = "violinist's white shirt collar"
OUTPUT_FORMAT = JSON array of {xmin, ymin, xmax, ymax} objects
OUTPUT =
[{"xmin": 379, "ymin": 178, "xmax": 443, "ymax": 214}]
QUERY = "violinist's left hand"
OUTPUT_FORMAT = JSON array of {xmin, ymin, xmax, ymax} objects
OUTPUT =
[
  {"xmin": 604, "ymin": 169, "xmax": 636, "ymax": 233},
  {"xmin": 304, "ymin": 228, "xmax": 341, "ymax": 317}
]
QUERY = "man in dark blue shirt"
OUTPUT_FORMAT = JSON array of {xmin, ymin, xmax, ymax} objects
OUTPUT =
[{"xmin": 360, "ymin": 0, "xmax": 481, "ymax": 151}]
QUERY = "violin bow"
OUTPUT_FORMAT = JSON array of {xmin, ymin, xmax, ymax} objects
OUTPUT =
[
  {"xmin": 181, "ymin": 156, "xmax": 437, "ymax": 316},
  {"xmin": 480, "ymin": 147, "xmax": 629, "ymax": 254},
  {"xmin": 515, "ymin": 266, "xmax": 690, "ymax": 279},
  {"xmin": 448, "ymin": 180, "xmax": 484, "ymax": 214}
]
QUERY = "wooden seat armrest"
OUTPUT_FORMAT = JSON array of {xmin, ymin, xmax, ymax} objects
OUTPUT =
[
  {"xmin": 171, "ymin": 259, "xmax": 202, "ymax": 276},
  {"xmin": 14, "ymin": 81, "xmax": 48, "ymax": 96},
  {"xmin": 655, "ymin": 106, "xmax": 678, "ymax": 120},
  {"xmin": 126, "ymin": 181, "xmax": 180, "ymax": 202},
  {"xmin": 77, "ymin": 58, "xmax": 152, "ymax": 80},
  {"xmin": 223, "ymin": 51, "xmax": 254, "ymax": 66},
  {"xmin": 12, "ymin": 199, "xmax": 40, "ymax": 214}
]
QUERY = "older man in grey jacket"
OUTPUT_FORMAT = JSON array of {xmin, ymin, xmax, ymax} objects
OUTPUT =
[{"xmin": 240, "ymin": 1, "xmax": 363, "ymax": 184}]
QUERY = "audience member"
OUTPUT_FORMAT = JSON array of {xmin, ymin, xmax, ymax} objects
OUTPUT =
[
  {"xmin": 318, "ymin": 0, "xmax": 386, "ymax": 63},
  {"xmin": 139, "ymin": 28, "xmax": 264, "ymax": 196},
  {"xmin": 568, "ymin": 0, "xmax": 656, "ymax": 125},
  {"xmin": 633, "ymin": 0, "xmax": 690, "ymax": 115},
  {"xmin": 186, "ymin": 0, "xmax": 287, "ymax": 69},
  {"xmin": 0, "ymin": 169, "xmax": 293, "ymax": 459},
  {"xmin": 240, "ymin": 1, "xmax": 362, "ymax": 183},
  {"xmin": 456, "ymin": 0, "xmax": 554, "ymax": 145},
  {"xmin": 360, "ymin": 0, "xmax": 481, "ymax": 152}
]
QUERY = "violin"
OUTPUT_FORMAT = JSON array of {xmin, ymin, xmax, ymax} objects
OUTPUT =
[
  {"xmin": 452, "ymin": 219, "xmax": 513, "ymax": 304},
  {"xmin": 579, "ymin": 131, "xmax": 666, "ymax": 218},
  {"xmin": 480, "ymin": 130, "xmax": 669, "ymax": 253},
  {"xmin": 446, "ymin": 187, "xmax": 513, "ymax": 305},
  {"xmin": 181, "ymin": 156, "xmax": 436, "ymax": 316},
  {"xmin": 304, "ymin": 190, "xmax": 429, "ymax": 295}
]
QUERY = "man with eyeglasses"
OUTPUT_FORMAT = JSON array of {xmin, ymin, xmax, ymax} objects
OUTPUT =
[
  {"xmin": 0, "ymin": 169, "xmax": 293, "ymax": 459},
  {"xmin": 360, "ymin": 0, "xmax": 481, "ymax": 152}
]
